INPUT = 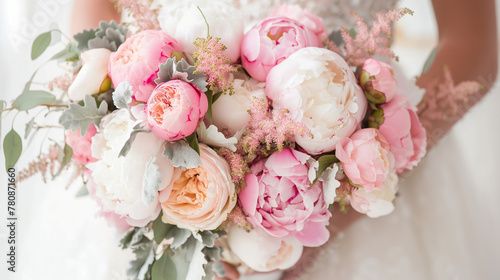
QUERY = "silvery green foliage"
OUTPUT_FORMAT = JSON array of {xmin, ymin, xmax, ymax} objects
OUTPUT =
[
  {"xmin": 122, "ymin": 228, "xmax": 155, "ymax": 280},
  {"xmin": 74, "ymin": 20, "xmax": 127, "ymax": 52},
  {"xmin": 58, "ymin": 95, "xmax": 108, "ymax": 135},
  {"xmin": 165, "ymin": 227, "xmax": 192, "ymax": 249},
  {"xmin": 155, "ymin": 58, "xmax": 208, "ymax": 92},
  {"xmin": 113, "ymin": 81, "xmax": 134, "ymax": 109},
  {"xmin": 119, "ymin": 124, "xmax": 150, "ymax": 158},
  {"xmin": 142, "ymin": 156, "xmax": 162, "ymax": 205},
  {"xmin": 162, "ymin": 140, "xmax": 202, "ymax": 170}
]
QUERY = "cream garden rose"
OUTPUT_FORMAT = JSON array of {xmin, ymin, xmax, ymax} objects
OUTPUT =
[
  {"xmin": 227, "ymin": 225, "xmax": 303, "ymax": 272},
  {"xmin": 88, "ymin": 109, "xmax": 176, "ymax": 227},
  {"xmin": 265, "ymin": 47, "xmax": 367, "ymax": 155},
  {"xmin": 159, "ymin": 144, "xmax": 236, "ymax": 231}
]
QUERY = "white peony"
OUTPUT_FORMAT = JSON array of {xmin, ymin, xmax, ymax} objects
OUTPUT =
[
  {"xmin": 88, "ymin": 109, "xmax": 175, "ymax": 227},
  {"xmin": 265, "ymin": 47, "xmax": 367, "ymax": 155},
  {"xmin": 211, "ymin": 73, "xmax": 266, "ymax": 136},
  {"xmin": 350, "ymin": 172, "xmax": 399, "ymax": 218},
  {"xmin": 227, "ymin": 226, "xmax": 303, "ymax": 272},
  {"xmin": 158, "ymin": 0, "xmax": 244, "ymax": 62},
  {"xmin": 68, "ymin": 48, "xmax": 111, "ymax": 101}
]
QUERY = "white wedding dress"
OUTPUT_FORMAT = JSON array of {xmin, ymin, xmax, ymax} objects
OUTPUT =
[{"xmin": 1, "ymin": 1, "xmax": 499, "ymax": 280}]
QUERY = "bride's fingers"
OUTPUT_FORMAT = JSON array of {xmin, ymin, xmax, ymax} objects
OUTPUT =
[{"xmin": 215, "ymin": 262, "xmax": 240, "ymax": 280}]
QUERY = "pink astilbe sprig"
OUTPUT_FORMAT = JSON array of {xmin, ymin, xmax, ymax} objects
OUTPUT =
[
  {"xmin": 18, "ymin": 145, "xmax": 64, "ymax": 182},
  {"xmin": 239, "ymin": 98, "xmax": 312, "ymax": 158},
  {"xmin": 226, "ymin": 204, "xmax": 254, "ymax": 231},
  {"xmin": 342, "ymin": 8, "xmax": 413, "ymax": 66},
  {"xmin": 48, "ymin": 74, "xmax": 73, "ymax": 92},
  {"xmin": 417, "ymin": 67, "xmax": 483, "ymax": 128},
  {"xmin": 217, "ymin": 147, "xmax": 251, "ymax": 190},
  {"xmin": 112, "ymin": 0, "xmax": 160, "ymax": 32},
  {"xmin": 193, "ymin": 36, "xmax": 236, "ymax": 94}
]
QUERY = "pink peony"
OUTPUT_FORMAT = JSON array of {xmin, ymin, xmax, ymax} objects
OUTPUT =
[
  {"xmin": 146, "ymin": 80, "xmax": 208, "ymax": 141},
  {"xmin": 360, "ymin": 58, "xmax": 398, "ymax": 103},
  {"xmin": 65, "ymin": 123, "xmax": 98, "ymax": 165},
  {"xmin": 335, "ymin": 128, "xmax": 394, "ymax": 191},
  {"xmin": 240, "ymin": 148, "xmax": 331, "ymax": 247},
  {"xmin": 108, "ymin": 30, "xmax": 183, "ymax": 103},
  {"xmin": 271, "ymin": 4, "xmax": 328, "ymax": 42},
  {"xmin": 379, "ymin": 94, "xmax": 426, "ymax": 173},
  {"xmin": 241, "ymin": 17, "xmax": 321, "ymax": 82}
]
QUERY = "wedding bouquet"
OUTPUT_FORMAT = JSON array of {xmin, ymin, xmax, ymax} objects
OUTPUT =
[{"xmin": 2, "ymin": 1, "xmax": 427, "ymax": 279}]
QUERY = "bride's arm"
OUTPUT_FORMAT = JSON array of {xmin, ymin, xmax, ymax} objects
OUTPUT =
[
  {"xmin": 70, "ymin": 0, "xmax": 121, "ymax": 35},
  {"xmin": 416, "ymin": 0, "xmax": 498, "ymax": 150}
]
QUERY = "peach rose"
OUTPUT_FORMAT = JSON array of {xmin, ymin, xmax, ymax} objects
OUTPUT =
[{"xmin": 159, "ymin": 144, "xmax": 236, "ymax": 231}]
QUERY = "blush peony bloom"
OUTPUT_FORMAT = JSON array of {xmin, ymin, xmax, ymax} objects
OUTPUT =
[
  {"xmin": 65, "ymin": 123, "xmax": 98, "ymax": 165},
  {"xmin": 108, "ymin": 30, "xmax": 183, "ymax": 103},
  {"xmin": 240, "ymin": 148, "xmax": 331, "ymax": 247},
  {"xmin": 159, "ymin": 144, "xmax": 236, "ymax": 231},
  {"xmin": 350, "ymin": 172, "xmax": 399, "ymax": 218},
  {"xmin": 146, "ymin": 80, "xmax": 208, "ymax": 141},
  {"xmin": 88, "ymin": 109, "xmax": 176, "ymax": 227},
  {"xmin": 227, "ymin": 225, "xmax": 303, "ymax": 272},
  {"xmin": 271, "ymin": 4, "xmax": 328, "ymax": 42},
  {"xmin": 211, "ymin": 73, "xmax": 266, "ymax": 136},
  {"xmin": 241, "ymin": 17, "xmax": 321, "ymax": 82},
  {"xmin": 158, "ymin": 0, "xmax": 243, "ymax": 62},
  {"xmin": 68, "ymin": 48, "xmax": 111, "ymax": 101},
  {"xmin": 360, "ymin": 58, "xmax": 398, "ymax": 103},
  {"xmin": 379, "ymin": 94, "xmax": 426, "ymax": 173},
  {"xmin": 335, "ymin": 128, "xmax": 394, "ymax": 192},
  {"xmin": 266, "ymin": 47, "xmax": 367, "ymax": 155}
]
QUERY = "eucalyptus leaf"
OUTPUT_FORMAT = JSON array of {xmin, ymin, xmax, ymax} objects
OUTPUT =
[
  {"xmin": 3, "ymin": 129, "xmax": 22, "ymax": 171},
  {"xmin": 13, "ymin": 91, "xmax": 56, "ymax": 111},
  {"xmin": 24, "ymin": 118, "xmax": 35, "ymax": 140},
  {"xmin": 75, "ymin": 184, "xmax": 89, "ymax": 197},
  {"xmin": 142, "ymin": 156, "xmax": 162, "ymax": 205},
  {"xmin": 152, "ymin": 250, "xmax": 177, "ymax": 280},
  {"xmin": 422, "ymin": 46, "xmax": 438, "ymax": 75},
  {"xmin": 58, "ymin": 95, "xmax": 108, "ymax": 135},
  {"xmin": 112, "ymin": 81, "xmax": 133, "ymax": 109},
  {"xmin": 153, "ymin": 214, "xmax": 172, "ymax": 244},
  {"xmin": 23, "ymin": 70, "xmax": 39, "ymax": 94},
  {"xmin": 0, "ymin": 101, "xmax": 6, "ymax": 141},
  {"xmin": 31, "ymin": 31, "xmax": 52, "ymax": 60},
  {"xmin": 166, "ymin": 226, "xmax": 192, "ymax": 249},
  {"xmin": 162, "ymin": 141, "xmax": 202, "ymax": 170}
]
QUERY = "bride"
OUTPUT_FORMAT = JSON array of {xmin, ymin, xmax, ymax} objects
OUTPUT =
[{"xmin": 1, "ymin": 0, "xmax": 498, "ymax": 279}]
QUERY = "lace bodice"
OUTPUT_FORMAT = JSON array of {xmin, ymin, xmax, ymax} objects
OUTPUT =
[{"xmin": 233, "ymin": 0, "xmax": 398, "ymax": 31}]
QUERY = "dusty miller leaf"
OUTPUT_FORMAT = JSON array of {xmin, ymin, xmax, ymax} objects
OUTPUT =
[
  {"xmin": 58, "ymin": 95, "xmax": 108, "ymax": 135},
  {"xmin": 119, "ymin": 124, "xmax": 150, "ymax": 158},
  {"xmin": 3, "ymin": 129, "xmax": 22, "ymax": 171},
  {"xmin": 73, "ymin": 28, "xmax": 97, "ymax": 51},
  {"xmin": 162, "ymin": 141, "xmax": 202, "ymax": 170},
  {"xmin": 166, "ymin": 226, "xmax": 192, "ymax": 249},
  {"xmin": 128, "ymin": 238, "xmax": 155, "ymax": 280},
  {"xmin": 112, "ymin": 81, "xmax": 133, "ymax": 109},
  {"xmin": 313, "ymin": 154, "xmax": 339, "ymax": 185},
  {"xmin": 142, "ymin": 156, "xmax": 162, "ymax": 205},
  {"xmin": 155, "ymin": 58, "xmax": 208, "ymax": 92}
]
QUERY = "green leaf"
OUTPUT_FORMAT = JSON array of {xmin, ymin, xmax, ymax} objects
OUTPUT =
[
  {"xmin": 24, "ymin": 118, "xmax": 35, "ymax": 139},
  {"xmin": 348, "ymin": 28, "xmax": 357, "ymax": 39},
  {"xmin": 54, "ymin": 144, "xmax": 73, "ymax": 177},
  {"xmin": 152, "ymin": 250, "xmax": 177, "ymax": 280},
  {"xmin": 212, "ymin": 91, "xmax": 223, "ymax": 103},
  {"xmin": 169, "ymin": 237, "xmax": 206, "ymax": 280},
  {"xmin": 3, "ymin": 129, "xmax": 22, "ymax": 171},
  {"xmin": 0, "ymin": 100, "xmax": 6, "ymax": 142},
  {"xmin": 162, "ymin": 140, "xmax": 202, "ymax": 170},
  {"xmin": 153, "ymin": 214, "xmax": 172, "ymax": 244},
  {"xmin": 75, "ymin": 184, "xmax": 89, "ymax": 197},
  {"xmin": 142, "ymin": 156, "xmax": 162, "ymax": 205},
  {"xmin": 58, "ymin": 95, "xmax": 108, "ymax": 135},
  {"xmin": 313, "ymin": 154, "xmax": 339, "ymax": 185},
  {"xmin": 206, "ymin": 90, "xmax": 213, "ymax": 122},
  {"xmin": 13, "ymin": 91, "xmax": 56, "ymax": 111},
  {"xmin": 184, "ymin": 132, "xmax": 200, "ymax": 155},
  {"xmin": 50, "ymin": 48, "xmax": 78, "ymax": 62},
  {"xmin": 422, "ymin": 46, "xmax": 438, "ymax": 75},
  {"xmin": 31, "ymin": 31, "xmax": 52, "ymax": 60}
]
